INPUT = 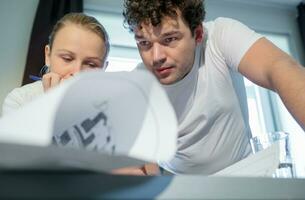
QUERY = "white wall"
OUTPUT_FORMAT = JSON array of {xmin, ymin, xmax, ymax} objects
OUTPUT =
[{"xmin": 0, "ymin": 0, "xmax": 39, "ymax": 116}]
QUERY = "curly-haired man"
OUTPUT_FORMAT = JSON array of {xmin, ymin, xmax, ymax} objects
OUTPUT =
[{"xmin": 122, "ymin": 0, "xmax": 305, "ymax": 175}]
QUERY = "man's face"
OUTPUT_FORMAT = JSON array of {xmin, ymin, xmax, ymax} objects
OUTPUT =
[{"xmin": 134, "ymin": 12, "xmax": 203, "ymax": 85}]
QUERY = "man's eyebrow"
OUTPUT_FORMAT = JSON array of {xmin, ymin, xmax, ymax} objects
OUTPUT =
[
  {"xmin": 162, "ymin": 31, "xmax": 179, "ymax": 37},
  {"xmin": 135, "ymin": 31, "xmax": 179, "ymax": 40}
]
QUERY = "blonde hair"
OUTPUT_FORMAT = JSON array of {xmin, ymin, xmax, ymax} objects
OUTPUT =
[{"xmin": 49, "ymin": 12, "xmax": 110, "ymax": 61}]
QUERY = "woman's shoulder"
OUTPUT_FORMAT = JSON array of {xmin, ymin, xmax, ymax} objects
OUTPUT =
[
  {"xmin": 10, "ymin": 81, "xmax": 44, "ymax": 98},
  {"xmin": 2, "ymin": 81, "xmax": 44, "ymax": 115}
]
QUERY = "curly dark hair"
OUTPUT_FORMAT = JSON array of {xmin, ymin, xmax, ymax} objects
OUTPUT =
[{"xmin": 123, "ymin": 0, "xmax": 205, "ymax": 36}]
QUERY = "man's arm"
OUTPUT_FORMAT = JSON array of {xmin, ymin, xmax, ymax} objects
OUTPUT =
[
  {"xmin": 238, "ymin": 37, "xmax": 305, "ymax": 130},
  {"xmin": 112, "ymin": 163, "xmax": 160, "ymax": 176}
]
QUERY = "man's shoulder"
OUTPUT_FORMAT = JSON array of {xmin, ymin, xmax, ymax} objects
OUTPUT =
[
  {"xmin": 134, "ymin": 62, "xmax": 147, "ymax": 71},
  {"xmin": 204, "ymin": 17, "xmax": 242, "ymax": 30}
]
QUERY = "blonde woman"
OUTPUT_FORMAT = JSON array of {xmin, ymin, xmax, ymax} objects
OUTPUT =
[
  {"xmin": 2, "ymin": 12, "xmax": 158, "ymax": 176},
  {"xmin": 2, "ymin": 13, "xmax": 110, "ymax": 115}
]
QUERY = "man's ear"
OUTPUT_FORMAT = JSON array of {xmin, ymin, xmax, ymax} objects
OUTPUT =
[
  {"xmin": 44, "ymin": 45, "xmax": 51, "ymax": 66},
  {"xmin": 194, "ymin": 24, "xmax": 204, "ymax": 44}
]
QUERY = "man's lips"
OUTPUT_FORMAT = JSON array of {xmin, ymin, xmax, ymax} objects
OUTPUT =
[
  {"xmin": 156, "ymin": 66, "xmax": 173, "ymax": 73},
  {"xmin": 154, "ymin": 66, "xmax": 173, "ymax": 77}
]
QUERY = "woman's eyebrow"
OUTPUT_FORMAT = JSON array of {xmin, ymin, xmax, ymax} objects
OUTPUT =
[
  {"xmin": 56, "ymin": 49, "xmax": 75, "ymax": 55},
  {"xmin": 85, "ymin": 57, "xmax": 103, "ymax": 62}
]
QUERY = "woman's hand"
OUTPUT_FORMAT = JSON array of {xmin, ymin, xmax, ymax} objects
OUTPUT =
[
  {"xmin": 42, "ymin": 72, "xmax": 62, "ymax": 92},
  {"xmin": 42, "ymin": 72, "xmax": 73, "ymax": 92}
]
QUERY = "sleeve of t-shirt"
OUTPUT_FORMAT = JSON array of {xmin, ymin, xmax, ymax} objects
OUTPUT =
[
  {"xmin": 134, "ymin": 62, "xmax": 148, "ymax": 71},
  {"xmin": 1, "ymin": 81, "xmax": 43, "ymax": 116},
  {"xmin": 210, "ymin": 17, "xmax": 263, "ymax": 71},
  {"xmin": 2, "ymin": 88, "xmax": 24, "ymax": 116}
]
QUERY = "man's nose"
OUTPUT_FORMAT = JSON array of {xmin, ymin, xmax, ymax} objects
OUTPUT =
[{"xmin": 152, "ymin": 43, "xmax": 166, "ymax": 67}]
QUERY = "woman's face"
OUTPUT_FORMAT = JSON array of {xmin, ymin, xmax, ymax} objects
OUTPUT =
[{"xmin": 45, "ymin": 23, "xmax": 107, "ymax": 79}]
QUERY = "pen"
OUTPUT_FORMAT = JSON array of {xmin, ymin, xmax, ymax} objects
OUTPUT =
[{"xmin": 29, "ymin": 75, "xmax": 42, "ymax": 81}]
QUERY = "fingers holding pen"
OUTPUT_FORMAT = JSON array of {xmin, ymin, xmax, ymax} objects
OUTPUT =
[
  {"xmin": 42, "ymin": 72, "xmax": 62, "ymax": 92},
  {"xmin": 42, "ymin": 72, "xmax": 75, "ymax": 92},
  {"xmin": 62, "ymin": 73, "xmax": 74, "ymax": 80}
]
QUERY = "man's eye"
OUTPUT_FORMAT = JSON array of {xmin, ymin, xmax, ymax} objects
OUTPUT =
[
  {"xmin": 164, "ymin": 37, "xmax": 177, "ymax": 44},
  {"xmin": 138, "ymin": 41, "xmax": 151, "ymax": 47}
]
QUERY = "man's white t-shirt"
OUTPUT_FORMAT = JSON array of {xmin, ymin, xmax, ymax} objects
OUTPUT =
[{"xmin": 138, "ymin": 17, "xmax": 263, "ymax": 174}]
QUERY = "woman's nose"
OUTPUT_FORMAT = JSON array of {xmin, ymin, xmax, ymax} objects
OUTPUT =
[
  {"xmin": 63, "ymin": 63, "xmax": 82, "ymax": 78},
  {"xmin": 70, "ymin": 63, "xmax": 82, "ymax": 75}
]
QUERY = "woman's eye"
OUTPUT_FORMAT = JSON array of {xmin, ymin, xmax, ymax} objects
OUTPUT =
[
  {"xmin": 85, "ymin": 62, "xmax": 99, "ymax": 68},
  {"xmin": 89, "ymin": 63, "xmax": 98, "ymax": 68},
  {"xmin": 62, "ymin": 56, "xmax": 72, "ymax": 62}
]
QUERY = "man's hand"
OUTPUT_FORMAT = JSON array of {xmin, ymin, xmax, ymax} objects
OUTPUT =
[{"xmin": 112, "ymin": 163, "xmax": 160, "ymax": 176}]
